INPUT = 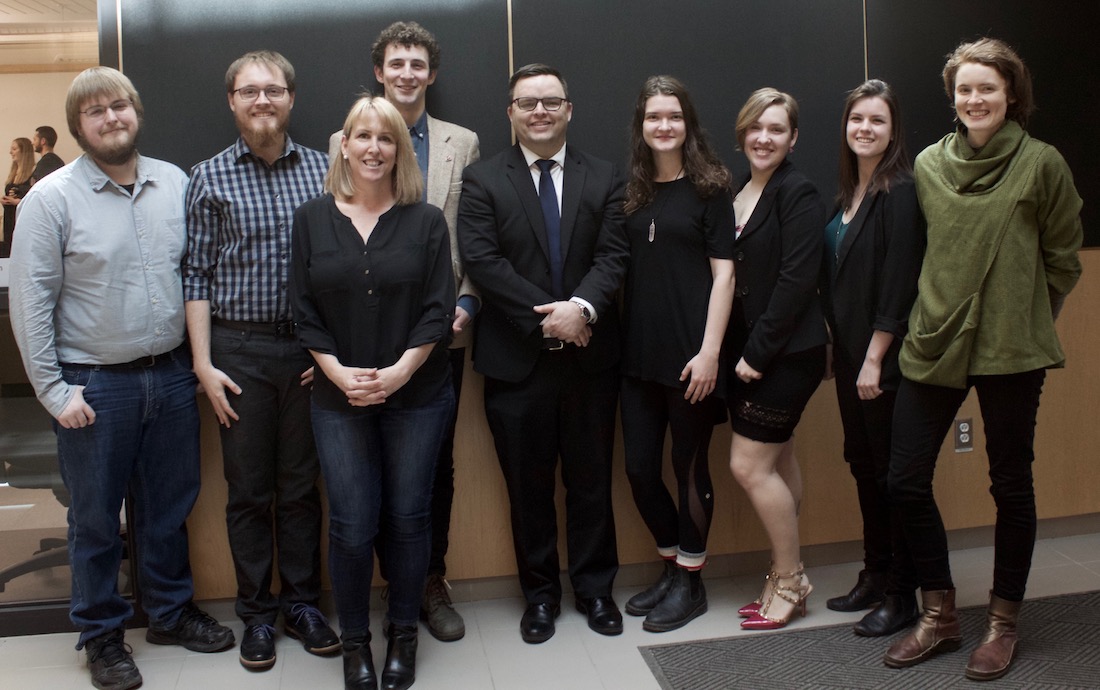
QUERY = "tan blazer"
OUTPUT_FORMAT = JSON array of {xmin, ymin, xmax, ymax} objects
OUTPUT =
[{"xmin": 328, "ymin": 114, "xmax": 480, "ymax": 347}]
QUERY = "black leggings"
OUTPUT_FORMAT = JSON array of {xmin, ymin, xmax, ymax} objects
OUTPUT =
[{"xmin": 620, "ymin": 376, "xmax": 719, "ymax": 564}]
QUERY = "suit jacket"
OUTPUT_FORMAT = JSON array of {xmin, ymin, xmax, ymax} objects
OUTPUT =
[
  {"xmin": 457, "ymin": 144, "xmax": 629, "ymax": 382},
  {"xmin": 731, "ymin": 159, "xmax": 828, "ymax": 371},
  {"xmin": 328, "ymin": 113, "xmax": 480, "ymax": 347},
  {"xmin": 821, "ymin": 177, "xmax": 926, "ymax": 390}
]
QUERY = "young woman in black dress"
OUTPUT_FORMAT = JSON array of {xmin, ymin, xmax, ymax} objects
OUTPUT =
[{"xmin": 619, "ymin": 75, "xmax": 735, "ymax": 632}]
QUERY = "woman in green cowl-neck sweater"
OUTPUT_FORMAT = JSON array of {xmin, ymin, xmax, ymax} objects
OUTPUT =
[{"xmin": 883, "ymin": 39, "xmax": 1083, "ymax": 681}]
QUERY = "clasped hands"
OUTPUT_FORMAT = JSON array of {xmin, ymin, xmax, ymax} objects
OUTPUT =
[
  {"xmin": 332, "ymin": 364, "xmax": 411, "ymax": 407},
  {"xmin": 534, "ymin": 300, "xmax": 590, "ymax": 346}
]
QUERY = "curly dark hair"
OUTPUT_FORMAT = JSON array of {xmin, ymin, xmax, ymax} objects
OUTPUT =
[
  {"xmin": 371, "ymin": 21, "xmax": 441, "ymax": 72},
  {"xmin": 624, "ymin": 75, "xmax": 730, "ymax": 215}
]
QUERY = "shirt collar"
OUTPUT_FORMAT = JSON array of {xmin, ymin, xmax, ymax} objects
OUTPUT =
[
  {"xmin": 519, "ymin": 142, "xmax": 566, "ymax": 171},
  {"xmin": 78, "ymin": 152, "xmax": 153, "ymax": 192},
  {"xmin": 408, "ymin": 111, "xmax": 429, "ymax": 140},
  {"xmin": 232, "ymin": 134, "xmax": 300, "ymax": 165}
]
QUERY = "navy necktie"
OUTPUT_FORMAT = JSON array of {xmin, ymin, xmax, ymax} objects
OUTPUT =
[{"xmin": 536, "ymin": 159, "xmax": 563, "ymax": 298}]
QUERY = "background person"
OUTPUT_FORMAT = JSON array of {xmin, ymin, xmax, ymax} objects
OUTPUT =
[
  {"xmin": 31, "ymin": 125, "xmax": 65, "ymax": 183},
  {"xmin": 619, "ymin": 75, "xmax": 734, "ymax": 633},
  {"xmin": 884, "ymin": 38, "xmax": 1082, "ymax": 681},
  {"xmin": 2, "ymin": 137, "xmax": 35, "ymax": 255},
  {"xmin": 291, "ymin": 95, "xmax": 455, "ymax": 690},
  {"xmin": 725, "ymin": 88, "xmax": 827, "ymax": 631},
  {"xmin": 820, "ymin": 79, "xmax": 925, "ymax": 637}
]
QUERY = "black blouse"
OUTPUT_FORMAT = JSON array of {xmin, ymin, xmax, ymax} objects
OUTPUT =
[
  {"xmin": 290, "ymin": 194, "xmax": 455, "ymax": 411},
  {"xmin": 621, "ymin": 178, "xmax": 735, "ymax": 392}
]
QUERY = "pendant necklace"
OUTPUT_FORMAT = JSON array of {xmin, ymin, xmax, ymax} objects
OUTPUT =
[{"xmin": 649, "ymin": 168, "xmax": 684, "ymax": 242}]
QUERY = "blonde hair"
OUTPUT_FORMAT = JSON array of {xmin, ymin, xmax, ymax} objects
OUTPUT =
[
  {"xmin": 65, "ymin": 67, "xmax": 143, "ymax": 141},
  {"xmin": 734, "ymin": 87, "xmax": 799, "ymax": 150},
  {"xmin": 6, "ymin": 138, "xmax": 35, "ymax": 186},
  {"xmin": 324, "ymin": 95, "xmax": 423, "ymax": 205}
]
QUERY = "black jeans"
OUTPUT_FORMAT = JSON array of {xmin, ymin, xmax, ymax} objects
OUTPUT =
[
  {"xmin": 427, "ymin": 347, "xmax": 466, "ymax": 576},
  {"xmin": 888, "ymin": 369, "xmax": 1045, "ymax": 601},
  {"xmin": 211, "ymin": 325, "xmax": 323, "ymax": 625}
]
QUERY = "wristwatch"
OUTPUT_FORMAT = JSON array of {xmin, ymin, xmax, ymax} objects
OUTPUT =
[{"xmin": 576, "ymin": 302, "xmax": 592, "ymax": 323}]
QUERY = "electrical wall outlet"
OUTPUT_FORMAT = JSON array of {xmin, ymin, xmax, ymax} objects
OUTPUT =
[{"xmin": 954, "ymin": 418, "xmax": 974, "ymax": 453}]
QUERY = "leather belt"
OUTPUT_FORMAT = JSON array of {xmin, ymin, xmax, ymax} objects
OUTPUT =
[
  {"xmin": 62, "ymin": 344, "xmax": 185, "ymax": 370},
  {"xmin": 212, "ymin": 317, "xmax": 297, "ymax": 337}
]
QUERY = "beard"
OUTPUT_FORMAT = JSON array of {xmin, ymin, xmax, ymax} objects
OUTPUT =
[
  {"xmin": 78, "ymin": 126, "xmax": 140, "ymax": 167},
  {"xmin": 237, "ymin": 109, "xmax": 290, "ymax": 153}
]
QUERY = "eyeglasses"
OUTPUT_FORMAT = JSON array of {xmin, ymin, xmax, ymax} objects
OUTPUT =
[
  {"xmin": 79, "ymin": 99, "xmax": 133, "ymax": 120},
  {"xmin": 511, "ymin": 96, "xmax": 569, "ymax": 112},
  {"xmin": 232, "ymin": 86, "xmax": 290, "ymax": 102}
]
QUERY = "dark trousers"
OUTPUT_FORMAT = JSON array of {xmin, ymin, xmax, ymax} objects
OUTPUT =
[
  {"xmin": 888, "ymin": 369, "xmax": 1045, "ymax": 601},
  {"xmin": 211, "ymin": 325, "xmax": 322, "ymax": 625},
  {"xmin": 620, "ymin": 376, "xmax": 716, "ymax": 563},
  {"xmin": 833, "ymin": 354, "xmax": 916, "ymax": 593},
  {"xmin": 428, "ymin": 347, "xmax": 466, "ymax": 576},
  {"xmin": 483, "ymin": 349, "xmax": 619, "ymax": 604}
]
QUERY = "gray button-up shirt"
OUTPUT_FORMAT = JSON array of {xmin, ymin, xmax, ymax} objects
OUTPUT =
[{"xmin": 9, "ymin": 154, "xmax": 189, "ymax": 417}]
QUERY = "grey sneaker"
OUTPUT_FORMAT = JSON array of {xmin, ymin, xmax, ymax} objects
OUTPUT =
[{"xmin": 420, "ymin": 574, "xmax": 465, "ymax": 641}]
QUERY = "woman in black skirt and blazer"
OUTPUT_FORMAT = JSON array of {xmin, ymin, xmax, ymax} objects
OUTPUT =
[{"xmin": 727, "ymin": 88, "xmax": 827, "ymax": 630}]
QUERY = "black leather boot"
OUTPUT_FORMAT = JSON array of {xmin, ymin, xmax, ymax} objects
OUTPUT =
[
  {"xmin": 381, "ymin": 623, "xmax": 417, "ymax": 690},
  {"xmin": 626, "ymin": 559, "xmax": 677, "ymax": 616},
  {"xmin": 643, "ymin": 566, "xmax": 707, "ymax": 632},
  {"xmin": 854, "ymin": 592, "xmax": 919, "ymax": 636},
  {"xmin": 342, "ymin": 635, "xmax": 377, "ymax": 690},
  {"xmin": 827, "ymin": 569, "xmax": 886, "ymax": 612}
]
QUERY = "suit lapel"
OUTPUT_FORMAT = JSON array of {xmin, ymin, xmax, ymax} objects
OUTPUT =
[
  {"xmin": 504, "ymin": 145, "xmax": 551, "ymax": 261},
  {"xmin": 425, "ymin": 115, "xmax": 453, "ymax": 208},
  {"xmin": 835, "ymin": 191, "xmax": 876, "ymax": 273},
  {"xmin": 560, "ymin": 146, "xmax": 584, "ymax": 256},
  {"xmin": 736, "ymin": 160, "xmax": 790, "ymax": 242}
]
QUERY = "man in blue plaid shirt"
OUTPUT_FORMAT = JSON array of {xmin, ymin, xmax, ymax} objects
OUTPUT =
[{"xmin": 182, "ymin": 50, "xmax": 338, "ymax": 671}]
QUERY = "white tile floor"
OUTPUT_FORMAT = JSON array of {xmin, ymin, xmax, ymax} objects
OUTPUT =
[{"xmin": 2, "ymin": 532, "xmax": 1099, "ymax": 689}]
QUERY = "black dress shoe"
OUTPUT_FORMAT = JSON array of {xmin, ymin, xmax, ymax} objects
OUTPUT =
[
  {"xmin": 285, "ymin": 603, "xmax": 341, "ymax": 655},
  {"xmin": 854, "ymin": 592, "xmax": 920, "ymax": 637},
  {"xmin": 240, "ymin": 623, "xmax": 276, "ymax": 670},
  {"xmin": 827, "ymin": 569, "xmax": 886, "ymax": 612},
  {"xmin": 343, "ymin": 636, "xmax": 377, "ymax": 690},
  {"xmin": 576, "ymin": 596, "xmax": 623, "ymax": 636},
  {"xmin": 520, "ymin": 602, "xmax": 560, "ymax": 644}
]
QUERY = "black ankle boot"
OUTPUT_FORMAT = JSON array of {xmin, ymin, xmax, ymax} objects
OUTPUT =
[
  {"xmin": 853, "ymin": 592, "xmax": 919, "ymax": 637},
  {"xmin": 381, "ymin": 623, "xmax": 417, "ymax": 690},
  {"xmin": 826, "ymin": 569, "xmax": 886, "ymax": 612},
  {"xmin": 342, "ymin": 635, "xmax": 377, "ymax": 690},
  {"xmin": 643, "ymin": 566, "xmax": 707, "ymax": 632},
  {"xmin": 626, "ymin": 560, "xmax": 677, "ymax": 616}
]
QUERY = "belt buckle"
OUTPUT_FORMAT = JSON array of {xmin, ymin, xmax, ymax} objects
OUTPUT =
[
  {"xmin": 546, "ymin": 338, "xmax": 564, "ymax": 351},
  {"xmin": 275, "ymin": 322, "xmax": 296, "ymax": 336}
]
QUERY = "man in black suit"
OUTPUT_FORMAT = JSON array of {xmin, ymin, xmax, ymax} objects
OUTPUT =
[{"xmin": 457, "ymin": 63, "xmax": 628, "ymax": 644}]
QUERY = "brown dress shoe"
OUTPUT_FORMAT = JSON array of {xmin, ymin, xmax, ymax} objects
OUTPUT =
[
  {"xmin": 965, "ymin": 592, "xmax": 1021, "ymax": 681},
  {"xmin": 883, "ymin": 588, "xmax": 962, "ymax": 668}
]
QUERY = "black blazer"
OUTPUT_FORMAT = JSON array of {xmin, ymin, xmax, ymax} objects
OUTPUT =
[
  {"xmin": 457, "ymin": 144, "xmax": 629, "ymax": 382},
  {"xmin": 821, "ymin": 177, "xmax": 926, "ymax": 390},
  {"xmin": 731, "ymin": 159, "xmax": 828, "ymax": 371}
]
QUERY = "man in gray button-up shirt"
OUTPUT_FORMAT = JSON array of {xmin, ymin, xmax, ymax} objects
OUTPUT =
[{"xmin": 9, "ymin": 67, "xmax": 234, "ymax": 690}]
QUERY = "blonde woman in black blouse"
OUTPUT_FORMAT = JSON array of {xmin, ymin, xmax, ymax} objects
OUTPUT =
[{"xmin": 290, "ymin": 95, "xmax": 455, "ymax": 690}]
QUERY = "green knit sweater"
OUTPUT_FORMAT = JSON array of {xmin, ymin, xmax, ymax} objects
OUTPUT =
[{"xmin": 901, "ymin": 121, "xmax": 1083, "ymax": 387}]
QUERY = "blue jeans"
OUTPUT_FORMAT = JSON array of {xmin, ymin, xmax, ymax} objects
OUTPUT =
[
  {"xmin": 56, "ymin": 351, "xmax": 200, "ymax": 648},
  {"xmin": 312, "ymin": 387, "xmax": 454, "ymax": 638},
  {"xmin": 211, "ymin": 324, "xmax": 322, "ymax": 625}
]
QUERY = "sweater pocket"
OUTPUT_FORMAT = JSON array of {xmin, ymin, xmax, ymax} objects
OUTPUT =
[{"xmin": 901, "ymin": 292, "xmax": 980, "ymax": 389}]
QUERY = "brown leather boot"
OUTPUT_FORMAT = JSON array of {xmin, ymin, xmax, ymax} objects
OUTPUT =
[
  {"xmin": 965, "ymin": 592, "xmax": 1021, "ymax": 681},
  {"xmin": 883, "ymin": 588, "xmax": 962, "ymax": 668}
]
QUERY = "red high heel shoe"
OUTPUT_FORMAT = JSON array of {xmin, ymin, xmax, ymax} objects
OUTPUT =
[
  {"xmin": 738, "ymin": 570, "xmax": 775, "ymax": 617},
  {"xmin": 741, "ymin": 565, "xmax": 812, "ymax": 630}
]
